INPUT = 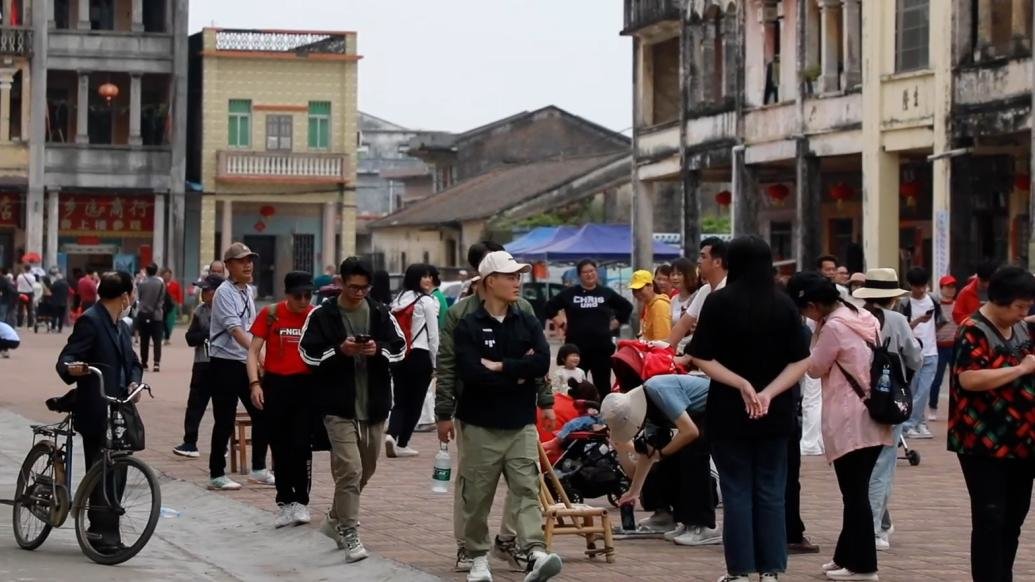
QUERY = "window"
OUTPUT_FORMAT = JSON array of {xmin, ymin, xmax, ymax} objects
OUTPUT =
[
  {"xmin": 228, "ymin": 99, "xmax": 251, "ymax": 148},
  {"xmin": 293, "ymin": 234, "xmax": 315, "ymax": 274},
  {"xmin": 266, "ymin": 115, "xmax": 292, "ymax": 151},
  {"xmin": 896, "ymin": 0, "xmax": 929, "ymax": 72},
  {"xmin": 308, "ymin": 101, "xmax": 331, "ymax": 150},
  {"xmin": 770, "ymin": 221, "xmax": 792, "ymax": 261}
]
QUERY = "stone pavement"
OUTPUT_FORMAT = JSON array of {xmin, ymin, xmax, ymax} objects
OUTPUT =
[{"xmin": 1, "ymin": 329, "xmax": 1034, "ymax": 581}]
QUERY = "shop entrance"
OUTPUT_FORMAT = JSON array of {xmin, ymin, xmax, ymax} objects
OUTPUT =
[{"xmin": 0, "ymin": 231, "xmax": 13, "ymax": 270}]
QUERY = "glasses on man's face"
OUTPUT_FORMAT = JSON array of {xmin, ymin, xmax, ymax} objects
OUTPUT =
[{"xmin": 344, "ymin": 284, "xmax": 371, "ymax": 294}]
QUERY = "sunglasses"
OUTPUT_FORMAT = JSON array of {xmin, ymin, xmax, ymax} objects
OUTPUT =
[{"xmin": 290, "ymin": 292, "xmax": 313, "ymax": 301}]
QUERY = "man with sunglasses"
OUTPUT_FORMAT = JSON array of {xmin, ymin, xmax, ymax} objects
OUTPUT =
[
  {"xmin": 299, "ymin": 257, "xmax": 406, "ymax": 563},
  {"xmin": 248, "ymin": 271, "xmax": 316, "ymax": 529}
]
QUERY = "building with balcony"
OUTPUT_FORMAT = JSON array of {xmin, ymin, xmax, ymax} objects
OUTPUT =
[
  {"xmin": 187, "ymin": 27, "xmax": 359, "ymax": 298},
  {"xmin": 0, "ymin": 0, "xmax": 34, "ymax": 270},
  {"xmin": 13, "ymin": 0, "xmax": 191, "ymax": 280},
  {"xmin": 625, "ymin": 0, "xmax": 1033, "ymax": 284}
]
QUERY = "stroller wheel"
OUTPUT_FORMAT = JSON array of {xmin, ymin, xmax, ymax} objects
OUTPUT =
[{"xmin": 907, "ymin": 450, "xmax": 921, "ymax": 466}]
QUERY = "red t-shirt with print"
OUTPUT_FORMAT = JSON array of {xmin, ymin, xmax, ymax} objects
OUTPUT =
[{"xmin": 250, "ymin": 301, "xmax": 313, "ymax": 376}]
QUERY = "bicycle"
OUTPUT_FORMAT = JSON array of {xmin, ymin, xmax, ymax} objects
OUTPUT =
[{"xmin": 3, "ymin": 365, "xmax": 161, "ymax": 565}]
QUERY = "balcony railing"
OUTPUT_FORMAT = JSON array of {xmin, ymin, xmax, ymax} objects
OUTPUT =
[
  {"xmin": 217, "ymin": 150, "xmax": 352, "ymax": 184},
  {"xmin": 214, "ymin": 29, "xmax": 349, "ymax": 55},
  {"xmin": 623, "ymin": 0, "xmax": 681, "ymax": 34},
  {"xmin": 0, "ymin": 26, "xmax": 32, "ymax": 57}
]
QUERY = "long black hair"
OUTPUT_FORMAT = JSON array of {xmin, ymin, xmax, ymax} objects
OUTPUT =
[
  {"xmin": 401, "ymin": 263, "xmax": 432, "ymax": 295},
  {"xmin": 786, "ymin": 271, "xmax": 859, "ymax": 314},
  {"xmin": 720, "ymin": 236, "xmax": 778, "ymax": 331}
]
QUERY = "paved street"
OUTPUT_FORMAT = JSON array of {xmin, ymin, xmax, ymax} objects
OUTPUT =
[{"xmin": 1, "ymin": 329, "xmax": 1034, "ymax": 581}]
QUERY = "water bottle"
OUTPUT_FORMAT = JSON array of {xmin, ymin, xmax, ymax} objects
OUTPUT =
[
  {"xmin": 431, "ymin": 443, "xmax": 451, "ymax": 493},
  {"xmin": 876, "ymin": 367, "xmax": 892, "ymax": 393},
  {"xmin": 160, "ymin": 507, "xmax": 181, "ymax": 518}
]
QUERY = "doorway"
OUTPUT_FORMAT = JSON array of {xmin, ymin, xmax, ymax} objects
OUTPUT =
[
  {"xmin": 244, "ymin": 235, "xmax": 275, "ymax": 299},
  {"xmin": 0, "ymin": 231, "xmax": 12, "ymax": 269}
]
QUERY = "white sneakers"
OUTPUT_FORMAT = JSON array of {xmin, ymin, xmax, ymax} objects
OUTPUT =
[
  {"xmin": 524, "ymin": 550, "xmax": 563, "ymax": 582},
  {"xmin": 674, "ymin": 525, "xmax": 723, "ymax": 546},
  {"xmin": 338, "ymin": 525, "xmax": 370, "ymax": 563},
  {"xmin": 249, "ymin": 468, "xmax": 276, "ymax": 486},
  {"xmin": 274, "ymin": 503, "xmax": 311, "ymax": 528},
  {"xmin": 663, "ymin": 523, "xmax": 688, "ymax": 541},
  {"xmin": 875, "ymin": 531, "xmax": 890, "ymax": 551},
  {"xmin": 208, "ymin": 475, "xmax": 242, "ymax": 490},
  {"xmin": 905, "ymin": 425, "xmax": 934, "ymax": 440},
  {"xmin": 826, "ymin": 569, "xmax": 878, "ymax": 581},
  {"xmin": 637, "ymin": 510, "xmax": 675, "ymax": 533},
  {"xmin": 467, "ymin": 555, "xmax": 492, "ymax": 582},
  {"xmin": 385, "ymin": 435, "xmax": 419, "ymax": 458},
  {"xmin": 395, "ymin": 446, "xmax": 419, "ymax": 457}
]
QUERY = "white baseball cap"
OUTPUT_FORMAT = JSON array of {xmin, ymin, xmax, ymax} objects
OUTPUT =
[{"xmin": 478, "ymin": 251, "xmax": 531, "ymax": 278}]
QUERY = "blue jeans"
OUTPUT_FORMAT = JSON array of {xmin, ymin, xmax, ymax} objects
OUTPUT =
[
  {"xmin": 930, "ymin": 345, "xmax": 953, "ymax": 410},
  {"xmin": 868, "ymin": 424, "xmax": 903, "ymax": 534},
  {"xmin": 904, "ymin": 355, "xmax": 938, "ymax": 431},
  {"xmin": 642, "ymin": 374, "xmax": 710, "ymax": 414},
  {"xmin": 711, "ymin": 437, "xmax": 789, "ymax": 576}
]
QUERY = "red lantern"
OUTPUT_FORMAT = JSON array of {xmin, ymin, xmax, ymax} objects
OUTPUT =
[
  {"xmin": 98, "ymin": 82, "xmax": 119, "ymax": 104},
  {"xmin": 900, "ymin": 181, "xmax": 921, "ymax": 207},
  {"xmin": 829, "ymin": 182, "xmax": 853, "ymax": 208},
  {"xmin": 259, "ymin": 205, "xmax": 276, "ymax": 218},
  {"xmin": 766, "ymin": 184, "xmax": 790, "ymax": 205},
  {"xmin": 1015, "ymin": 173, "xmax": 1031, "ymax": 192},
  {"xmin": 715, "ymin": 190, "xmax": 732, "ymax": 207},
  {"xmin": 254, "ymin": 221, "xmax": 266, "ymax": 233}
]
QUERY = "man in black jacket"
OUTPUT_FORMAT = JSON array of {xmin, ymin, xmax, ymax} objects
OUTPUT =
[
  {"xmin": 454, "ymin": 251, "xmax": 562, "ymax": 582},
  {"xmin": 299, "ymin": 257, "xmax": 405, "ymax": 563},
  {"xmin": 545, "ymin": 259, "xmax": 633, "ymax": 400},
  {"xmin": 56, "ymin": 271, "xmax": 143, "ymax": 554}
]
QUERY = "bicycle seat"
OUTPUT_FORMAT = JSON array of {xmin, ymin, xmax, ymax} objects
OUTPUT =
[{"xmin": 45, "ymin": 389, "xmax": 77, "ymax": 413}]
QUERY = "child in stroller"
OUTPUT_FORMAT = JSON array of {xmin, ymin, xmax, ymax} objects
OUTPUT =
[{"xmin": 537, "ymin": 379, "xmax": 630, "ymax": 506}]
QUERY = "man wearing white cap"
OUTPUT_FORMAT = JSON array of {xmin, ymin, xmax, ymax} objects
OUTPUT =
[{"xmin": 453, "ymin": 250, "xmax": 562, "ymax": 582}]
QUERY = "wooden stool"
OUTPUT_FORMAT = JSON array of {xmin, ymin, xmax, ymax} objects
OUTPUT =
[
  {"xmin": 229, "ymin": 412, "xmax": 252, "ymax": 475},
  {"xmin": 537, "ymin": 442, "xmax": 616, "ymax": 563}
]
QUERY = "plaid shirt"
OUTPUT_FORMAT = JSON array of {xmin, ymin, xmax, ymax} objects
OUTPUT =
[{"xmin": 948, "ymin": 312, "xmax": 1035, "ymax": 459}]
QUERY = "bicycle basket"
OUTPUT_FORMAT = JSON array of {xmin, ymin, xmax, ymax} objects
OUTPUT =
[{"xmin": 109, "ymin": 401, "xmax": 146, "ymax": 451}]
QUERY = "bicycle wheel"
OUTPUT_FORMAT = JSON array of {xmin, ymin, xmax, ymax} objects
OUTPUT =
[
  {"xmin": 12, "ymin": 441, "xmax": 57, "ymax": 550},
  {"xmin": 73, "ymin": 455, "xmax": 161, "ymax": 565}
]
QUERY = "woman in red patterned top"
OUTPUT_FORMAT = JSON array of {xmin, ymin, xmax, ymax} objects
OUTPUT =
[{"xmin": 949, "ymin": 266, "xmax": 1035, "ymax": 582}]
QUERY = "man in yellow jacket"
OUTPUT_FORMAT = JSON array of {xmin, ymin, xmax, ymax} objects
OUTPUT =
[{"xmin": 630, "ymin": 270, "xmax": 672, "ymax": 342}]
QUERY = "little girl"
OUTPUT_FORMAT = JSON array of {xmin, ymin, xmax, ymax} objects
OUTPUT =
[{"xmin": 551, "ymin": 344, "xmax": 586, "ymax": 393}]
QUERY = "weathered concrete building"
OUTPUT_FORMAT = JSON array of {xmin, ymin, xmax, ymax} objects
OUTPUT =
[
  {"xmin": 187, "ymin": 27, "xmax": 359, "ymax": 298},
  {"xmin": 625, "ymin": 0, "xmax": 1035, "ymax": 283},
  {"xmin": 370, "ymin": 107, "xmax": 636, "ymax": 271},
  {"xmin": 5, "ymin": 0, "xmax": 189, "ymax": 279}
]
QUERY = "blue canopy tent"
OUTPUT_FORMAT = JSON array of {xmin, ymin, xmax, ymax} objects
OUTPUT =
[
  {"xmin": 505, "ymin": 226, "xmax": 576, "ymax": 256},
  {"xmin": 522, "ymin": 224, "xmax": 681, "ymax": 263}
]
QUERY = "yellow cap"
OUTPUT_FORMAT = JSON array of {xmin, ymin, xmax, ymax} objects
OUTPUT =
[{"xmin": 628, "ymin": 270, "xmax": 654, "ymax": 290}]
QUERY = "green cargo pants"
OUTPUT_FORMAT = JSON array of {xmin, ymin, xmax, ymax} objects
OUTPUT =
[
  {"xmin": 453, "ymin": 421, "xmax": 517, "ymax": 546},
  {"xmin": 457, "ymin": 421, "xmax": 545, "ymax": 557}
]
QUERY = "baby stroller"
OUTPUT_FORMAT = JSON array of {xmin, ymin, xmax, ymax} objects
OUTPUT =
[
  {"xmin": 552, "ymin": 429, "xmax": 629, "ymax": 508},
  {"xmin": 897, "ymin": 432, "xmax": 921, "ymax": 466}
]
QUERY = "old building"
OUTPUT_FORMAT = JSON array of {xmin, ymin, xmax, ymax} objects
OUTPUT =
[
  {"xmin": 3, "ymin": 0, "xmax": 189, "ymax": 278},
  {"xmin": 369, "ymin": 106, "xmax": 638, "ymax": 271},
  {"xmin": 625, "ymin": 0, "xmax": 1034, "ymax": 282},
  {"xmin": 355, "ymin": 112, "xmax": 433, "ymax": 258},
  {"xmin": 187, "ymin": 27, "xmax": 359, "ymax": 298}
]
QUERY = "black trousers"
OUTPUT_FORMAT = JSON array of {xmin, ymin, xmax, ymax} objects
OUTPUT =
[
  {"xmin": 49, "ymin": 305, "xmax": 66, "ymax": 333},
  {"xmin": 264, "ymin": 372, "xmax": 313, "ymax": 505},
  {"xmin": 387, "ymin": 348, "xmax": 434, "ymax": 447},
  {"xmin": 0, "ymin": 338, "xmax": 18, "ymax": 351},
  {"xmin": 786, "ymin": 413, "xmax": 806, "ymax": 543},
  {"xmin": 575, "ymin": 342, "xmax": 613, "ymax": 402},
  {"xmin": 832, "ymin": 445, "xmax": 882, "ymax": 574},
  {"xmin": 208, "ymin": 357, "xmax": 268, "ymax": 478},
  {"xmin": 137, "ymin": 317, "xmax": 163, "ymax": 366},
  {"xmin": 959, "ymin": 454, "xmax": 1035, "ymax": 582},
  {"xmin": 182, "ymin": 362, "xmax": 212, "ymax": 446},
  {"xmin": 82, "ymin": 432, "xmax": 125, "ymax": 546},
  {"xmin": 641, "ymin": 427, "xmax": 716, "ymax": 529}
]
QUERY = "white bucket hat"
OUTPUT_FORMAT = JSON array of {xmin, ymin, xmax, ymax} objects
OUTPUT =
[
  {"xmin": 851, "ymin": 268, "xmax": 909, "ymax": 300},
  {"xmin": 600, "ymin": 387, "xmax": 648, "ymax": 443}
]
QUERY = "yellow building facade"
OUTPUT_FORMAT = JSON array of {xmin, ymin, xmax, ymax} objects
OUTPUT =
[{"xmin": 190, "ymin": 28, "xmax": 359, "ymax": 297}]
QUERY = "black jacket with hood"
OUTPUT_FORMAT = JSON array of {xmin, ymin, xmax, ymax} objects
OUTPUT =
[{"xmin": 299, "ymin": 296, "xmax": 405, "ymax": 422}]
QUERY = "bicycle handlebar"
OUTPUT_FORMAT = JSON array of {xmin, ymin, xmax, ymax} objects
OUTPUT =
[{"xmin": 64, "ymin": 363, "xmax": 153, "ymax": 405}]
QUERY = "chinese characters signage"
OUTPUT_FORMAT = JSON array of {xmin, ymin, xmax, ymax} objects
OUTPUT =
[
  {"xmin": 0, "ymin": 193, "xmax": 20, "ymax": 227},
  {"xmin": 59, "ymin": 195, "xmax": 154, "ymax": 238}
]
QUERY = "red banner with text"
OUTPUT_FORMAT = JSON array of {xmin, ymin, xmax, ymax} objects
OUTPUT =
[{"xmin": 59, "ymin": 195, "xmax": 155, "ymax": 238}]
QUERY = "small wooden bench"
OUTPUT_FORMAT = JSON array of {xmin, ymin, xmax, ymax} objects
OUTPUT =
[
  {"xmin": 229, "ymin": 412, "xmax": 252, "ymax": 475},
  {"xmin": 537, "ymin": 442, "xmax": 616, "ymax": 563}
]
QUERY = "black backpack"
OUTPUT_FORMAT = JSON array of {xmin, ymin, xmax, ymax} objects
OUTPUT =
[{"xmin": 836, "ymin": 337, "xmax": 913, "ymax": 425}]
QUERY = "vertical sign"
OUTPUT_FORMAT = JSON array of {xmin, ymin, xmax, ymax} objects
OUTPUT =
[{"xmin": 934, "ymin": 209, "xmax": 950, "ymax": 280}]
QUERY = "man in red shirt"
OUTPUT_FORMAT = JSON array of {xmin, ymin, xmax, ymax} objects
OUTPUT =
[
  {"xmin": 77, "ymin": 269, "xmax": 98, "ymax": 310},
  {"xmin": 248, "ymin": 271, "xmax": 316, "ymax": 529},
  {"xmin": 953, "ymin": 261, "xmax": 998, "ymax": 325},
  {"xmin": 161, "ymin": 268, "xmax": 183, "ymax": 345}
]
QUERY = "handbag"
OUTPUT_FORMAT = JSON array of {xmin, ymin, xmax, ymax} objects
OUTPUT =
[
  {"xmin": 835, "ymin": 337, "xmax": 913, "ymax": 425},
  {"xmin": 110, "ymin": 401, "xmax": 146, "ymax": 451}
]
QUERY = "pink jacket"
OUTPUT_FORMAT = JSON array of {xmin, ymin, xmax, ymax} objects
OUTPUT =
[{"xmin": 808, "ymin": 306, "xmax": 893, "ymax": 463}]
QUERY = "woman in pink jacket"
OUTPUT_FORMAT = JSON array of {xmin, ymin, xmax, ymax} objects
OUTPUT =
[{"xmin": 787, "ymin": 273, "xmax": 892, "ymax": 582}]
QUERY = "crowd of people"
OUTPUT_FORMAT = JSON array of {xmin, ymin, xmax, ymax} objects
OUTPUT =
[{"xmin": 11, "ymin": 228, "xmax": 1032, "ymax": 582}]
